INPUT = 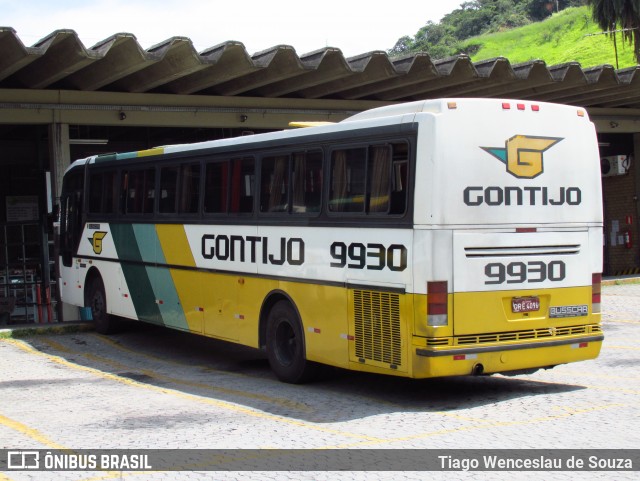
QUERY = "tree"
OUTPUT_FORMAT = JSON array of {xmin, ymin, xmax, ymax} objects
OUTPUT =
[
  {"xmin": 588, "ymin": 0, "xmax": 640, "ymax": 63},
  {"xmin": 387, "ymin": 0, "xmax": 586, "ymax": 58}
]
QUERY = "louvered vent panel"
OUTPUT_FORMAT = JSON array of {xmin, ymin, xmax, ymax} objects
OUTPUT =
[{"xmin": 353, "ymin": 290, "xmax": 402, "ymax": 367}]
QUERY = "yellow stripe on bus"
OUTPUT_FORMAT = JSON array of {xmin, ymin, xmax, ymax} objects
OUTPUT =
[
  {"xmin": 155, "ymin": 224, "xmax": 203, "ymax": 332},
  {"xmin": 137, "ymin": 147, "xmax": 165, "ymax": 157}
]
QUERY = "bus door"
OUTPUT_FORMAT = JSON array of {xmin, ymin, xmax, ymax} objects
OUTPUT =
[
  {"xmin": 198, "ymin": 229, "xmax": 259, "ymax": 342},
  {"xmin": 59, "ymin": 167, "xmax": 85, "ymax": 306}
]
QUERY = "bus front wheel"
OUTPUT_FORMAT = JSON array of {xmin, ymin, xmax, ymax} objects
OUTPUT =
[
  {"xmin": 266, "ymin": 300, "xmax": 316, "ymax": 384},
  {"xmin": 86, "ymin": 276, "xmax": 117, "ymax": 334}
]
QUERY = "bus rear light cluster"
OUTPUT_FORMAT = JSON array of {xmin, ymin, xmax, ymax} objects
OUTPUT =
[
  {"xmin": 592, "ymin": 273, "xmax": 602, "ymax": 313},
  {"xmin": 427, "ymin": 281, "xmax": 448, "ymax": 326}
]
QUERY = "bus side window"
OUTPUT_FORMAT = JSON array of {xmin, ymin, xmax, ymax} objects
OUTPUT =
[
  {"xmin": 89, "ymin": 172, "xmax": 103, "ymax": 213},
  {"xmin": 390, "ymin": 159, "xmax": 408, "ymax": 215},
  {"xmin": 329, "ymin": 142, "xmax": 408, "ymax": 216},
  {"xmin": 89, "ymin": 170, "xmax": 118, "ymax": 214},
  {"xmin": 368, "ymin": 146, "xmax": 391, "ymax": 213},
  {"xmin": 292, "ymin": 150, "xmax": 322, "ymax": 214},
  {"xmin": 179, "ymin": 163, "xmax": 200, "ymax": 214},
  {"xmin": 261, "ymin": 155, "xmax": 290, "ymax": 213},
  {"xmin": 159, "ymin": 166, "xmax": 178, "ymax": 214},
  {"xmin": 204, "ymin": 161, "xmax": 228, "ymax": 214},
  {"xmin": 329, "ymin": 148, "xmax": 366, "ymax": 213},
  {"xmin": 230, "ymin": 157, "xmax": 254, "ymax": 214},
  {"xmin": 389, "ymin": 142, "xmax": 409, "ymax": 215},
  {"xmin": 104, "ymin": 171, "xmax": 118, "ymax": 214},
  {"xmin": 125, "ymin": 168, "xmax": 155, "ymax": 214}
]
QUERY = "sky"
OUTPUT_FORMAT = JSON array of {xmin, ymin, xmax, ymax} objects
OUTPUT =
[{"xmin": 1, "ymin": 0, "xmax": 465, "ymax": 57}]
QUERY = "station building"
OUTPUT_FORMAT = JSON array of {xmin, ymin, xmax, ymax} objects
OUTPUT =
[{"xmin": 0, "ymin": 28, "xmax": 639, "ymax": 323}]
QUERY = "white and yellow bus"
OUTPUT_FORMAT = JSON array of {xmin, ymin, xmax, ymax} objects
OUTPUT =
[{"xmin": 58, "ymin": 98, "xmax": 604, "ymax": 383}]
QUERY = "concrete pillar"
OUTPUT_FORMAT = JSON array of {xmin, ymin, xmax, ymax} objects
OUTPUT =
[{"xmin": 48, "ymin": 123, "xmax": 70, "ymax": 205}]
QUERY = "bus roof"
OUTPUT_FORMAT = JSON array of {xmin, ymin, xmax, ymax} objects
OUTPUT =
[
  {"xmin": 64, "ymin": 98, "xmax": 589, "ymax": 174},
  {"xmin": 343, "ymin": 98, "xmax": 589, "ymax": 122}
]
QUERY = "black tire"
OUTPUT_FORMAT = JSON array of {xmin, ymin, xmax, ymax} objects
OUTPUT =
[
  {"xmin": 266, "ymin": 300, "xmax": 316, "ymax": 384},
  {"xmin": 86, "ymin": 276, "xmax": 117, "ymax": 334}
]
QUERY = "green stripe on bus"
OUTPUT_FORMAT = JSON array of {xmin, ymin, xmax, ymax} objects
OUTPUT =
[
  {"xmin": 95, "ymin": 153, "xmax": 117, "ymax": 163},
  {"xmin": 132, "ymin": 224, "xmax": 189, "ymax": 331},
  {"xmin": 110, "ymin": 223, "xmax": 162, "ymax": 324}
]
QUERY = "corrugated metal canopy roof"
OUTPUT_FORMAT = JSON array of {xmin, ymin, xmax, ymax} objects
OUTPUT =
[{"xmin": 1, "ymin": 27, "xmax": 640, "ymax": 108}]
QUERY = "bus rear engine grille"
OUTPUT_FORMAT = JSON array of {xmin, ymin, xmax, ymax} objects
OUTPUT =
[
  {"xmin": 353, "ymin": 290, "xmax": 402, "ymax": 367},
  {"xmin": 456, "ymin": 324, "xmax": 598, "ymax": 345}
]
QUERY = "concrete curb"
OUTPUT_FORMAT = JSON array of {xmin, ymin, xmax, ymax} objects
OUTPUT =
[
  {"xmin": 0, "ymin": 321, "xmax": 94, "ymax": 339},
  {"xmin": 602, "ymin": 277, "xmax": 640, "ymax": 286}
]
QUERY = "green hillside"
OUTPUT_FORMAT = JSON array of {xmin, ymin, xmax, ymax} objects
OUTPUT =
[{"xmin": 461, "ymin": 6, "xmax": 636, "ymax": 68}]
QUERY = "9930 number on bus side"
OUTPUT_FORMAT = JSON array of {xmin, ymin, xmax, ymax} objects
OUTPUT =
[{"xmin": 484, "ymin": 260, "xmax": 566, "ymax": 285}]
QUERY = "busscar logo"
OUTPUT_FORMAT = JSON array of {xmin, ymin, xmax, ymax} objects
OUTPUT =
[
  {"xmin": 88, "ymin": 231, "xmax": 108, "ymax": 255},
  {"xmin": 481, "ymin": 135, "xmax": 563, "ymax": 179}
]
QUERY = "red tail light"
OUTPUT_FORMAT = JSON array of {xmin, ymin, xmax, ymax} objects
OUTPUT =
[
  {"xmin": 592, "ymin": 273, "xmax": 602, "ymax": 313},
  {"xmin": 427, "ymin": 281, "xmax": 448, "ymax": 326}
]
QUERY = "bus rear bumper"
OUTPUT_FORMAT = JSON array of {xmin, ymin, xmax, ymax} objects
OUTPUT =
[{"xmin": 413, "ymin": 335, "xmax": 603, "ymax": 378}]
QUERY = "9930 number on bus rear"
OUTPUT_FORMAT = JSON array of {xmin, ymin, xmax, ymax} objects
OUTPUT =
[{"xmin": 484, "ymin": 260, "xmax": 566, "ymax": 285}]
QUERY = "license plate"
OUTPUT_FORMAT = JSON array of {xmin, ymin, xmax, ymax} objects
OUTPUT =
[{"xmin": 512, "ymin": 296, "xmax": 540, "ymax": 313}]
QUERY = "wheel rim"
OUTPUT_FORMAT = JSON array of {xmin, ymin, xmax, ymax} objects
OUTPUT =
[{"xmin": 274, "ymin": 319, "xmax": 296, "ymax": 367}]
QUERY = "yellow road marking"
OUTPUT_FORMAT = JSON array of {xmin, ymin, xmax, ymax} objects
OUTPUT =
[
  {"xmin": 92, "ymin": 333, "xmax": 257, "ymax": 378},
  {"xmin": 91, "ymin": 333, "xmax": 401, "ymax": 409},
  {"xmin": 0, "ymin": 413, "xmax": 66, "ymax": 449},
  {"xmin": 0, "ymin": 413, "xmax": 123, "ymax": 480},
  {"xmin": 4, "ymin": 336, "xmax": 635, "ymax": 467},
  {"xmin": 38, "ymin": 337, "xmax": 313, "ymax": 414},
  {"xmin": 2, "ymin": 338, "xmax": 383, "ymax": 444}
]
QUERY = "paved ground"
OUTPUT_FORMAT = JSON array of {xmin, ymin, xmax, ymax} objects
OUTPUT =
[{"xmin": 0, "ymin": 283, "xmax": 638, "ymax": 480}]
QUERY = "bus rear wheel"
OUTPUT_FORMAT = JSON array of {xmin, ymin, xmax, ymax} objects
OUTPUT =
[
  {"xmin": 266, "ymin": 300, "xmax": 316, "ymax": 384},
  {"xmin": 86, "ymin": 276, "xmax": 117, "ymax": 334}
]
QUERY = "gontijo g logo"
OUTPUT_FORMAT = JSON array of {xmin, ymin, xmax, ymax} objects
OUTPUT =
[
  {"xmin": 481, "ymin": 135, "xmax": 563, "ymax": 179},
  {"xmin": 89, "ymin": 231, "xmax": 108, "ymax": 255}
]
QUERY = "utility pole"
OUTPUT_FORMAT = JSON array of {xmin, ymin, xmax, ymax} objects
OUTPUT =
[{"xmin": 584, "ymin": 27, "xmax": 639, "ymax": 69}]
